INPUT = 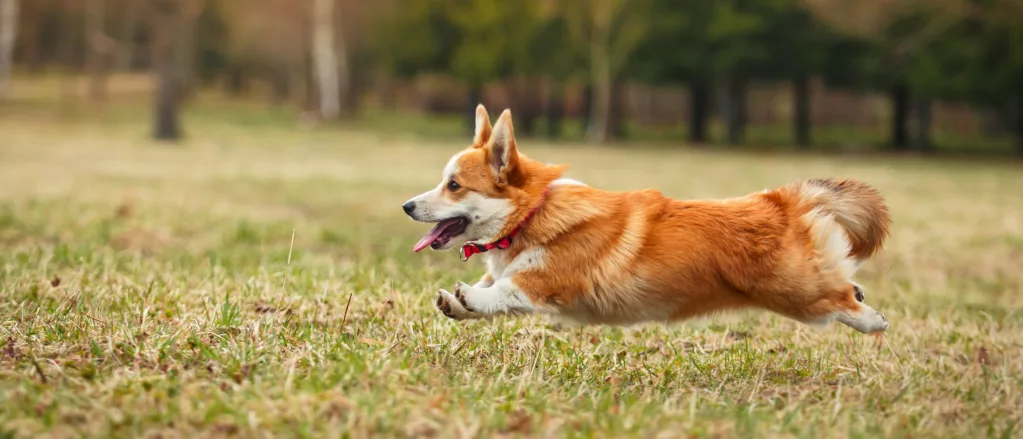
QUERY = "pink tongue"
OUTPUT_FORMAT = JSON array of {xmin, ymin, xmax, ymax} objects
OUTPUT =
[{"xmin": 412, "ymin": 218, "xmax": 462, "ymax": 252}]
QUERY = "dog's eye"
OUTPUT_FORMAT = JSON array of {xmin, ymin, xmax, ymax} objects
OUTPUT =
[{"xmin": 447, "ymin": 180, "xmax": 461, "ymax": 192}]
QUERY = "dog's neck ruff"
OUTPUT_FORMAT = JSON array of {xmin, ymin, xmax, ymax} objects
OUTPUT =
[{"xmin": 460, "ymin": 188, "xmax": 549, "ymax": 262}]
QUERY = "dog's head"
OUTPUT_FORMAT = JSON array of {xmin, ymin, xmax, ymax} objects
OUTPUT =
[{"xmin": 403, "ymin": 105, "xmax": 566, "ymax": 252}]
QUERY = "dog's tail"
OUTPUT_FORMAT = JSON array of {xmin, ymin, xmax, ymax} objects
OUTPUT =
[{"xmin": 784, "ymin": 178, "xmax": 891, "ymax": 263}]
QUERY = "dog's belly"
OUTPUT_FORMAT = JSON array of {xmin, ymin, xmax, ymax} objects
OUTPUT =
[{"xmin": 558, "ymin": 253, "xmax": 760, "ymax": 324}]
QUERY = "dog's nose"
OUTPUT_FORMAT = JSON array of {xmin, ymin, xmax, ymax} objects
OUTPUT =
[{"xmin": 402, "ymin": 201, "xmax": 416, "ymax": 215}]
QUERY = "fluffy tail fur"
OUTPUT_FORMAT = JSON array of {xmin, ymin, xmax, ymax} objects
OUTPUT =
[{"xmin": 787, "ymin": 178, "xmax": 891, "ymax": 262}]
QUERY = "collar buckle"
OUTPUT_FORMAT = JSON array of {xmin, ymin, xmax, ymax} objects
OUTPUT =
[{"xmin": 460, "ymin": 243, "xmax": 484, "ymax": 262}]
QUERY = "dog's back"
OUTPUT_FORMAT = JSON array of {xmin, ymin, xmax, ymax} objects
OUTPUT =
[{"xmin": 515, "ymin": 178, "xmax": 891, "ymax": 332}]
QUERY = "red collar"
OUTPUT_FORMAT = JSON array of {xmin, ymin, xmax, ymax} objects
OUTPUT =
[{"xmin": 460, "ymin": 188, "xmax": 549, "ymax": 262}]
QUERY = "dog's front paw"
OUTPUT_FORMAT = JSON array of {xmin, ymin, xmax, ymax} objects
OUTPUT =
[
  {"xmin": 453, "ymin": 282, "xmax": 475, "ymax": 312},
  {"xmin": 435, "ymin": 285, "xmax": 478, "ymax": 321}
]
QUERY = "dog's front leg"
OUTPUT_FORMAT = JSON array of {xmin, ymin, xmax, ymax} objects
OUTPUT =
[
  {"xmin": 473, "ymin": 272, "xmax": 494, "ymax": 289},
  {"xmin": 435, "ymin": 278, "xmax": 536, "ymax": 321}
]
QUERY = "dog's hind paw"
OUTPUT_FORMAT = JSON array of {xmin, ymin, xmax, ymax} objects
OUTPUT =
[{"xmin": 837, "ymin": 304, "xmax": 889, "ymax": 334}]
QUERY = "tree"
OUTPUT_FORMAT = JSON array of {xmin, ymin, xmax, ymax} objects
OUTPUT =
[
  {"xmin": 152, "ymin": 0, "xmax": 184, "ymax": 140},
  {"xmin": 446, "ymin": 0, "xmax": 517, "ymax": 131},
  {"xmin": 85, "ymin": 0, "xmax": 107, "ymax": 101},
  {"xmin": 371, "ymin": 0, "xmax": 456, "ymax": 79},
  {"xmin": 372, "ymin": 0, "xmax": 546, "ymax": 132},
  {"xmin": 116, "ymin": 0, "xmax": 141, "ymax": 70},
  {"xmin": 312, "ymin": 0, "xmax": 341, "ymax": 120},
  {"xmin": 633, "ymin": 0, "xmax": 769, "ymax": 145},
  {"xmin": 0, "ymin": 0, "xmax": 18, "ymax": 100},
  {"xmin": 804, "ymin": 0, "xmax": 968, "ymax": 151},
  {"xmin": 632, "ymin": 0, "xmax": 715, "ymax": 144},
  {"xmin": 706, "ymin": 1, "xmax": 774, "ymax": 145},
  {"xmin": 966, "ymin": 0, "xmax": 1023, "ymax": 154},
  {"xmin": 755, "ymin": 0, "xmax": 831, "ymax": 149},
  {"xmin": 371, "ymin": 0, "xmax": 454, "ymax": 122},
  {"xmin": 193, "ymin": 0, "xmax": 227, "ymax": 85},
  {"xmin": 529, "ymin": 15, "xmax": 580, "ymax": 138},
  {"xmin": 175, "ymin": 0, "xmax": 207, "ymax": 101},
  {"xmin": 561, "ymin": 0, "xmax": 652, "ymax": 144},
  {"xmin": 907, "ymin": 0, "xmax": 1023, "ymax": 154},
  {"xmin": 496, "ymin": 1, "xmax": 550, "ymax": 136}
]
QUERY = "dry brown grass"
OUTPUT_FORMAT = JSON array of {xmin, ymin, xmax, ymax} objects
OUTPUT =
[{"xmin": 0, "ymin": 106, "xmax": 1021, "ymax": 438}]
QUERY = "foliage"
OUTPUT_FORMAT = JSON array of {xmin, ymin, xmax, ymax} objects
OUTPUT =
[
  {"xmin": 4, "ymin": 0, "xmax": 1023, "ymax": 149},
  {"xmin": 372, "ymin": 0, "xmax": 575, "ymax": 85},
  {"xmin": 910, "ymin": 0, "xmax": 1023, "ymax": 107},
  {"xmin": 632, "ymin": 0, "xmax": 832, "ymax": 84},
  {"xmin": 372, "ymin": 0, "xmax": 457, "ymax": 78}
]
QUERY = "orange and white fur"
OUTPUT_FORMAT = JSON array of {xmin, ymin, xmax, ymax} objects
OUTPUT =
[{"xmin": 402, "ymin": 105, "xmax": 891, "ymax": 334}]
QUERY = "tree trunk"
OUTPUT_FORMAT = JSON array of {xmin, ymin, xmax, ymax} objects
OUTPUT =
[
  {"xmin": 302, "ymin": 52, "xmax": 317, "ymax": 113},
  {"xmin": 913, "ymin": 98, "xmax": 932, "ymax": 153},
  {"xmin": 58, "ymin": 0, "xmax": 77, "ymax": 101},
  {"xmin": 512, "ymin": 77, "xmax": 541, "ymax": 137},
  {"xmin": 22, "ymin": 8, "xmax": 42, "ymax": 74},
  {"xmin": 344, "ymin": 68, "xmax": 360, "ymax": 117},
  {"xmin": 794, "ymin": 76, "xmax": 811, "ymax": 149},
  {"xmin": 377, "ymin": 71, "xmax": 396, "ymax": 110},
  {"xmin": 610, "ymin": 80, "xmax": 626, "ymax": 139},
  {"xmin": 688, "ymin": 80, "xmax": 709, "ymax": 143},
  {"xmin": 175, "ymin": 0, "xmax": 203, "ymax": 102},
  {"xmin": 587, "ymin": 49, "xmax": 613, "ymax": 144},
  {"xmin": 725, "ymin": 77, "xmax": 747, "ymax": 145},
  {"xmin": 1013, "ymin": 92, "xmax": 1023, "ymax": 156},
  {"xmin": 579, "ymin": 84, "xmax": 592, "ymax": 129},
  {"xmin": 117, "ymin": 0, "xmax": 140, "ymax": 70},
  {"xmin": 891, "ymin": 83, "xmax": 911, "ymax": 150},
  {"xmin": 224, "ymin": 65, "xmax": 248, "ymax": 95},
  {"xmin": 466, "ymin": 84, "xmax": 482, "ymax": 135},
  {"xmin": 152, "ymin": 0, "xmax": 181, "ymax": 141},
  {"xmin": 85, "ymin": 0, "xmax": 107, "ymax": 101},
  {"xmin": 270, "ymin": 65, "xmax": 290, "ymax": 107},
  {"xmin": 335, "ymin": 2, "xmax": 351, "ymax": 116},
  {"xmin": 289, "ymin": 62, "xmax": 306, "ymax": 109},
  {"xmin": 545, "ymin": 81, "xmax": 564, "ymax": 139},
  {"xmin": 0, "ymin": 0, "xmax": 19, "ymax": 100},
  {"xmin": 312, "ymin": 0, "xmax": 340, "ymax": 120}
]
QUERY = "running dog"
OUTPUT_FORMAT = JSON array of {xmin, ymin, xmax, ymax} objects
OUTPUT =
[{"xmin": 401, "ymin": 105, "xmax": 891, "ymax": 334}]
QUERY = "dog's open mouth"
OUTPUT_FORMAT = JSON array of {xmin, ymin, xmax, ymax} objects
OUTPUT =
[{"xmin": 413, "ymin": 216, "xmax": 469, "ymax": 252}]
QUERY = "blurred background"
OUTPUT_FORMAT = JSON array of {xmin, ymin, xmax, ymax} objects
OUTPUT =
[
  {"xmin": 2, "ymin": 3, "xmax": 1023, "ymax": 436},
  {"xmin": 0, "ymin": 0, "xmax": 1020, "ymax": 153}
]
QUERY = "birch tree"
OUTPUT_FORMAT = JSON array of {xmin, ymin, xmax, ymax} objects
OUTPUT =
[
  {"xmin": 312, "ymin": 0, "xmax": 344, "ymax": 120},
  {"xmin": 0, "ymin": 0, "xmax": 19, "ymax": 100}
]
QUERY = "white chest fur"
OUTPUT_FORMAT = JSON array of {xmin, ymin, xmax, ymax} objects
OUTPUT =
[
  {"xmin": 485, "ymin": 247, "xmax": 546, "ymax": 280},
  {"xmin": 482, "ymin": 178, "xmax": 581, "ymax": 280}
]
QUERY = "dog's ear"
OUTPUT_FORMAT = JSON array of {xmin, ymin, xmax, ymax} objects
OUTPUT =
[
  {"xmin": 485, "ymin": 109, "xmax": 520, "ymax": 183},
  {"xmin": 472, "ymin": 104, "xmax": 492, "ymax": 147}
]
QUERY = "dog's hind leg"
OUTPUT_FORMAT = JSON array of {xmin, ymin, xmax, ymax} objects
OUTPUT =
[
  {"xmin": 835, "ymin": 303, "xmax": 888, "ymax": 334},
  {"xmin": 801, "ymin": 282, "xmax": 888, "ymax": 334}
]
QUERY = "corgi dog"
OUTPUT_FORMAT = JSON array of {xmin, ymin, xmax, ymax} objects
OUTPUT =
[{"xmin": 401, "ymin": 105, "xmax": 891, "ymax": 334}]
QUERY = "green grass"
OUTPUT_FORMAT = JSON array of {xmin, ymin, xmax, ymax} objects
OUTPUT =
[{"xmin": 1, "ymin": 92, "xmax": 1022, "ymax": 438}]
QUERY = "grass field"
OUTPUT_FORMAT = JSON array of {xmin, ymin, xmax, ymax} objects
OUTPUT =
[{"xmin": 1, "ymin": 96, "xmax": 1022, "ymax": 438}]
